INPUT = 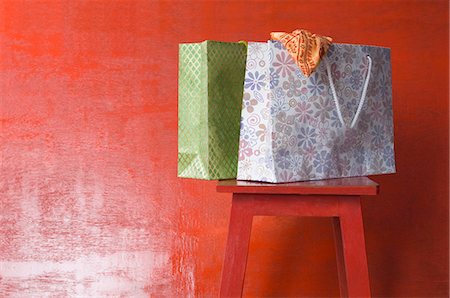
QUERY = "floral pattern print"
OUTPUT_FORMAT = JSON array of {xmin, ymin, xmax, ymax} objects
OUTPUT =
[
  {"xmin": 275, "ymin": 112, "xmax": 294, "ymax": 135},
  {"xmin": 313, "ymin": 150, "xmax": 332, "ymax": 174},
  {"xmin": 244, "ymin": 71, "xmax": 266, "ymax": 91},
  {"xmin": 242, "ymin": 92, "xmax": 258, "ymax": 113},
  {"xmin": 337, "ymin": 156, "xmax": 351, "ymax": 176},
  {"xmin": 343, "ymin": 45, "xmax": 356, "ymax": 64},
  {"xmin": 237, "ymin": 41, "xmax": 395, "ymax": 182},
  {"xmin": 297, "ymin": 127, "xmax": 317, "ymax": 149},
  {"xmin": 248, "ymin": 43, "xmax": 265, "ymax": 60},
  {"xmin": 307, "ymin": 72, "xmax": 326, "ymax": 96},
  {"xmin": 282, "ymin": 76, "xmax": 302, "ymax": 98},
  {"xmin": 240, "ymin": 125, "xmax": 257, "ymax": 147},
  {"xmin": 330, "ymin": 110, "xmax": 343, "ymax": 128},
  {"xmin": 295, "ymin": 102, "xmax": 314, "ymax": 123},
  {"xmin": 275, "ymin": 148, "xmax": 291, "ymax": 169},
  {"xmin": 349, "ymin": 70, "xmax": 363, "ymax": 89},
  {"xmin": 239, "ymin": 140, "xmax": 253, "ymax": 161},
  {"xmin": 370, "ymin": 124, "xmax": 385, "ymax": 148},
  {"xmin": 367, "ymin": 100, "xmax": 384, "ymax": 122},
  {"xmin": 383, "ymin": 145, "xmax": 395, "ymax": 167},
  {"xmin": 256, "ymin": 124, "xmax": 267, "ymax": 141},
  {"xmin": 273, "ymin": 51, "xmax": 296, "ymax": 78},
  {"xmin": 270, "ymin": 67, "xmax": 279, "ymax": 89},
  {"xmin": 271, "ymin": 95, "xmax": 289, "ymax": 114},
  {"xmin": 353, "ymin": 144, "xmax": 365, "ymax": 164},
  {"xmin": 313, "ymin": 97, "xmax": 333, "ymax": 122}
]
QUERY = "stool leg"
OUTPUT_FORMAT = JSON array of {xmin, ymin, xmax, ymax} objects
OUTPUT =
[
  {"xmin": 338, "ymin": 197, "xmax": 371, "ymax": 297},
  {"xmin": 220, "ymin": 194, "xmax": 254, "ymax": 298},
  {"xmin": 333, "ymin": 217, "xmax": 349, "ymax": 297}
]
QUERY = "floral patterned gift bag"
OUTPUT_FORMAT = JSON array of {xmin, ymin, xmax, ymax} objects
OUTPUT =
[{"xmin": 237, "ymin": 41, "xmax": 395, "ymax": 183}]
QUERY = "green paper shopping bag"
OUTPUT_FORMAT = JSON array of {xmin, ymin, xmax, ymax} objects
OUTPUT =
[{"xmin": 178, "ymin": 41, "xmax": 247, "ymax": 180}]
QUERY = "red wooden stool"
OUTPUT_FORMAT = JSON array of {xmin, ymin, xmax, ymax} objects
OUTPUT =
[{"xmin": 217, "ymin": 177, "xmax": 378, "ymax": 298}]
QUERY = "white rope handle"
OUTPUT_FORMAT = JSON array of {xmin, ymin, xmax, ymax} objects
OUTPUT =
[{"xmin": 325, "ymin": 55, "xmax": 372, "ymax": 128}]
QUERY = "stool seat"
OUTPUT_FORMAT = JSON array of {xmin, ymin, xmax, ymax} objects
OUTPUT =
[
  {"xmin": 218, "ymin": 177, "xmax": 378, "ymax": 298},
  {"xmin": 217, "ymin": 177, "xmax": 378, "ymax": 195}
]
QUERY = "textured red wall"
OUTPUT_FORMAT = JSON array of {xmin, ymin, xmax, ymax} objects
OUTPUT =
[{"xmin": 0, "ymin": 0, "xmax": 448, "ymax": 297}]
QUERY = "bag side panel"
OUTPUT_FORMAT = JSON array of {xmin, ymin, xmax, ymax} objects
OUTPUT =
[
  {"xmin": 359, "ymin": 46, "xmax": 396, "ymax": 175},
  {"xmin": 177, "ymin": 42, "xmax": 209, "ymax": 179},
  {"xmin": 206, "ymin": 41, "xmax": 247, "ymax": 179},
  {"xmin": 237, "ymin": 42, "xmax": 276, "ymax": 182}
]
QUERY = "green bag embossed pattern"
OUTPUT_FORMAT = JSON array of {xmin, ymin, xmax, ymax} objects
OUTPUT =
[{"xmin": 178, "ymin": 41, "xmax": 247, "ymax": 180}]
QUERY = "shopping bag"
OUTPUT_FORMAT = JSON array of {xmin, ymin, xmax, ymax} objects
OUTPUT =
[
  {"xmin": 178, "ymin": 41, "xmax": 247, "ymax": 179},
  {"xmin": 237, "ymin": 40, "xmax": 395, "ymax": 183}
]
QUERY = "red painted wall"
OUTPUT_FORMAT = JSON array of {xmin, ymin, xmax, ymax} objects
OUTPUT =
[{"xmin": 1, "ymin": 0, "xmax": 448, "ymax": 296}]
